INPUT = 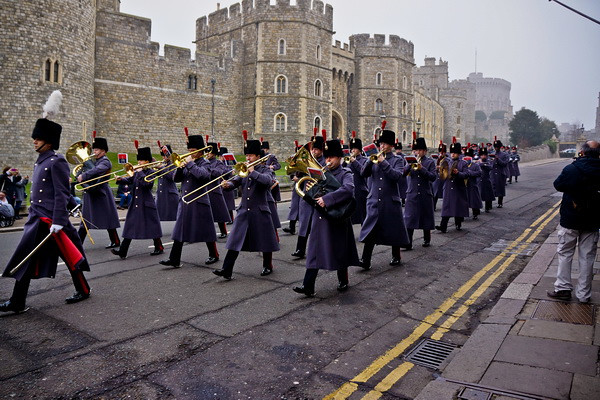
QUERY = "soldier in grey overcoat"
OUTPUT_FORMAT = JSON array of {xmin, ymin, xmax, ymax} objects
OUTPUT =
[
  {"xmin": 432, "ymin": 142, "xmax": 448, "ymax": 211},
  {"xmin": 218, "ymin": 146, "xmax": 236, "ymax": 223},
  {"xmin": 159, "ymin": 135, "xmax": 219, "ymax": 268},
  {"xmin": 1, "ymin": 115, "xmax": 90, "ymax": 313},
  {"xmin": 112, "ymin": 146, "xmax": 163, "ymax": 259},
  {"xmin": 358, "ymin": 129, "xmax": 409, "ymax": 269},
  {"xmin": 436, "ymin": 139, "xmax": 470, "ymax": 232},
  {"xmin": 464, "ymin": 148, "xmax": 483, "ymax": 220},
  {"xmin": 509, "ymin": 147, "xmax": 521, "ymax": 183},
  {"xmin": 76, "ymin": 136, "xmax": 121, "ymax": 248},
  {"xmin": 491, "ymin": 139, "xmax": 509, "ymax": 208},
  {"xmin": 478, "ymin": 147, "xmax": 495, "ymax": 212},
  {"xmin": 348, "ymin": 133, "xmax": 368, "ymax": 225},
  {"xmin": 395, "ymin": 141, "xmax": 408, "ymax": 206},
  {"xmin": 283, "ymin": 141, "xmax": 303, "ymax": 235},
  {"xmin": 155, "ymin": 144, "xmax": 179, "ymax": 221},
  {"xmin": 403, "ymin": 137, "xmax": 436, "ymax": 248},
  {"xmin": 261, "ymin": 140, "xmax": 282, "ymax": 201},
  {"xmin": 293, "ymin": 140, "xmax": 359, "ymax": 297},
  {"xmin": 213, "ymin": 139, "xmax": 280, "ymax": 279},
  {"xmin": 206, "ymin": 142, "xmax": 232, "ymax": 238}
]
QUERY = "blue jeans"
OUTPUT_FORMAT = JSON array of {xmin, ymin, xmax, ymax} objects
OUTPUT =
[{"xmin": 118, "ymin": 194, "xmax": 131, "ymax": 208}]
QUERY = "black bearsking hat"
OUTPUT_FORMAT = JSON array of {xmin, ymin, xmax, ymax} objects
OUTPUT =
[
  {"xmin": 450, "ymin": 142, "xmax": 462, "ymax": 154},
  {"xmin": 31, "ymin": 118, "xmax": 62, "ymax": 150},
  {"xmin": 465, "ymin": 148, "xmax": 475, "ymax": 158},
  {"xmin": 219, "ymin": 146, "xmax": 229, "ymax": 155},
  {"xmin": 137, "ymin": 147, "xmax": 153, "ymax": 162},
  {"xmin": 207, "ymin": 142, "xmax": 219, "ymax": 155},
  {"xmin": 412, "ymin": 137, "xmax": 427, "ymax": 151},
  {"xmin": 379, "ymin": 130, "xmax": 396, "ymax": 146},
  {"xmin": 323, "ymin": 140, "xmax": 344, "ymax": 158},
  {"xmin": 261, "ymin": 141, "xmax": 270, "ymax": 149},
  {"xmin": 350, "ymin": 137, "xmax": 362, "ymax": 150},
  {"xmin": 187, "ymin": 135, "xmax": 205, "ymax": 150},
  {"xmin": 312, "ymin": 136, "xmax": 325, "ymax": 151},
  {"xmin": 395, "ymin": 141, "xmax": 403, "ymax": 150},
  {"xmin": 493, "ymin": 139, "xmax": 503, "ymax": 149},
  {"xmin": 479, "ymin": 147, "xmax": 488, "ymax": 156},
  {"xmin": 92, "ymin": 137, "xmax": 109, "ymax": 152},
  {"xmin": 244, "ymin": 139, "xmax": 262, "ymax": 155},
  {"xmin": 438, "ymin": 142, "xmax": 447, "ymax": 153}
]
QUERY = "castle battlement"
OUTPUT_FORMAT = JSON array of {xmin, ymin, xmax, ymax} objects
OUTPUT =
[
  {"xmin": 197, "ymin": 0, "xmax": 333, "ymax": 40},
  {"xmin": 332, "ymin": 40, "xmax": 353, "ymax": 55},
  {"xmin": 468, "ymin": 72, "xmax": 511, "ymax": 89},
  {"xmin": 349, "ymin": 34, "xmax": 414, "ymax": 61}
]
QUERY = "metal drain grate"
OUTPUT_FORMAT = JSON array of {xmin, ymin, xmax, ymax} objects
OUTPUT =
[
  {"xmin": 532, "ymin": 300, "xmax": 595, "ymax": 325},
  {"xmin": 458, "ymin": 387, "xmax": 492, "ymax": 400},
  {"xmin": 483, "ymin": 239, "xmax": 539, "ymax": 256},
  {"xmin": 404, "ymin": 339, "xmax": 458, "ymax": 370}
]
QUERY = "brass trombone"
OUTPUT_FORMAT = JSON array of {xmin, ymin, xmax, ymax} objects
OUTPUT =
[
  {"xmin": 181, "ymin": 154, "xmax": 271, "ymax": 205},
  {"xmin": 74, "ymin": 159, "xmax": 164, "ymax": 192},
  {"xmin": 143, "ymin": 146, "xmax": 212, "ymax": 182}
]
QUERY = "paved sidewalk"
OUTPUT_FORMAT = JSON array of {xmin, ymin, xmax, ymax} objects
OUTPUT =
[{"xmin": 415, "ymin": 225, "xmax": 600, "ymax": 400}]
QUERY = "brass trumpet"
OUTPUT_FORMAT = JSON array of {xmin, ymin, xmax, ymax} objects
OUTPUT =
[
  {"xmin": 181, "ymin": 154, "xmax": 271, "ymax": 205},
  {"xmin": 143, "ymin": 146, "xmax": 212, "ymax": 182},
  {"xmin": 411, "ymin": 156, "xmax": 423, "ymax": 170},
  {"xmin": 369, "ymin": 150, "xmax": 385, "ymax": 163},
  {"xmin": 74, "ymin": 159, "xmax": 165, "ymax": 191}
]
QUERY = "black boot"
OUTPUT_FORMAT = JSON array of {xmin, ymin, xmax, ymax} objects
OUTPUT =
[
  {"xmin": 205, "ymin": 242, "xmax": 220, "ymax": 265},
  {"xmin": 292, "ymin": 235, "xmax": 307, "ymax": 258},
  {"xmin": 105, "ymin": 228, "xmax": 121, "ymax": 249},
  {"xmin": 111, "ymin": 238, "xmax": 131, "ymax": 259},
  {"xmin": 150, "ymin": 238, "xmax": 164, "ymax": 256},
  {"xmin": 160, "ymin": 240, "xmax": 182, "ymax": 268}
]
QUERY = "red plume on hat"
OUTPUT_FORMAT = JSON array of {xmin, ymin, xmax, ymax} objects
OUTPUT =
[
  {"xmin": 184, "ymin": 127, "xmax": 189, "ymax": 143},
  {"xmin": 92, "ymin": 130, "xmax": 97, "ymax": 140},
  {"xmin": 205, "ymin": 135, "xmax": 209, "ymax": 144},
  {"xmin": 242, "ymin": 130, "xmax": 248, "ymax": 147},
  {"xmin": 322, "ymin": 129, "xmax": 328, "ymax": 150},
  {"xmin": 352, "ymin": 131, "xmax": 356, "ymax": 138},
  {"xmin": 260, "ymin": 137, "xmax": 264, "ymax": 143},
  {"xmin": 294, "ymin": 140, "xmax": 299, "ymax": 149},
  {"xmin": 313, "ymin": 127, "xmax": 318, "ymax": 136},
  {"xmin": 381, "ymin": 120, "xmax": 387, "ymax": 130},
  {"xmin": 157, "ymin": 140, "xmax": 161, "ymax": 149},
  {"xmin": 412, "ymin": 131, "xmax": 417, "ymax": 140},
  {"xmin": 134, "ymin": 140, "xmax": 139, "ymax": 150},
  {"xmin": 452, "ymin": 136, "xmax": 456, "ymax": 144},
  {"xmin": 395, "ymin": 137, "xmax": 399, "ymax": 144},
  {"xmin": 467, "ymin": 142, "xmax": 471, "ymax": 148},
  {"xmin": 440, "ymin": 140, "xmax": 443, "ymax": 145},
  {"xmin": 341, "ymin": 139, "xmax": 344, "ymax": 145},
  {"xmin": 494, "ymin": 136, "xmax": 497, "ymax": 141}
]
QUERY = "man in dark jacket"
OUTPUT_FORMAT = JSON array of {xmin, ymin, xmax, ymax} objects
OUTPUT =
[{"xmin": 547, "ymin": 141, "xmax": 600, "ymax": 303}]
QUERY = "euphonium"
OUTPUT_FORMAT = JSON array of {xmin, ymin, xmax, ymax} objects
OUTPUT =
[
  {"xmin": 438, "ymin": 157, "xmax": 450, "ymax": 180},
  {"xmin": 285, "ymin": 144, "xmax": 322, "ymax": 175},
  {"xmin": 65, "ymin": 141, "xmax": 94, "ymax": 176}
]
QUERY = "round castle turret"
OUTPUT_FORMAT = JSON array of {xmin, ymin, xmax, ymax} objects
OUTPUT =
[{"xmin": 0, "ymin": 0, "xmax": 97, "ymax": 171}]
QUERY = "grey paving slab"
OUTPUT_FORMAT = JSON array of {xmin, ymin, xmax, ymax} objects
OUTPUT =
[
  {"xmin": 442, "ymin": 323, "xmax": 511, "ymax": 382},
  {"xmin": 483, "ymin": 298, "xmax": 526, "ymax": 324},
  {"xmin": 480, "ymin": 361, "xmax": 572, "ymax": 400},
  {"xmin": 413, "ymin": 378, "xmax": 461, "ymax": 400},
  {"xmin": 494, "ymin": 334, "xmax": 597, "ymax": 375},
  {"xmin": 512, "ymin": 272, "xmax": 543, "ymax": 285},
  {"xmin": 500, "ymin": 283, "xmax": 533, "ymax": 300},
  {"xmin": 519, "ymin": 319, "xmax": 594, "ymax": 344},
  {"xmin": 571, "ymin": 373, "xmax": 600, "ymax": 400}
]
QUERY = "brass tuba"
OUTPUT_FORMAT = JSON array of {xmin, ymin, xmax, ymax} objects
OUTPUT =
[
  {"xmin": 438, "ymin": 156, "xmax": 450, "ymax": 180},
  {"xmin": 285, "ymin": 144, "xmax": 323, "ymax": 176},
  {"xmin": 65, "ymin": 141, "xmax": 94, "ymax": 176}
]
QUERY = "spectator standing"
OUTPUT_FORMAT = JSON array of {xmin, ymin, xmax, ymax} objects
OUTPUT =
[{"xmin": 13, "ymin": 169, "xmax": 29, "ymax": 219}]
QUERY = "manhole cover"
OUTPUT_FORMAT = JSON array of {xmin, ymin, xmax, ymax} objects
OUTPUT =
[
  {"xmin": 404, "ymin": 339, "xmax": 458, "ymax": 370},
  {"xmin": 532, "ymin": 300, "xmax": 595, "ymax": 325},
  {"xmin": 483, "ymin": 239, "xmax": 539, "ymax": 256},
  {"xmin": 458, "ymin": 387, "xmax": 491, "ymax": 400}
]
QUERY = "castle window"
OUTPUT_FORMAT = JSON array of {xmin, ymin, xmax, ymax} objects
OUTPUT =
[
  {"xmin": 376, "ymin": 72, "xmax": 382, "ymax": 86},
  {"xmin": 402, "ymin": 130, "xmax": 407, "ymax": 143},
  {"xmin": 456, "ymin": 116, "xmax": 461, "ymax": 124},
  {"xmin": 187, "ymin": 75, "xmax": 197, "ymax": 90},
  {"xmin": 403, "ymin": 76, "xmax": 407, "ymax": 90},
  {"xmin": 275, "ymin": 113, "xmax": 287, "ymax": 132},
  {"xmin": 275, "ymin": 75, "xmax": 288, "ymax": 94},
  {"xmin": 314, "ymin": 80, "xmax": 322, "ymax": 97},
  {"xmin": 53, "ymin": 61, "xmax": 60, "ymax": 83},
  {"xmin": 419, "ymin": 79, "xmax": 424, "ymax": 87},
  {"xmin": 457, "ymin": 102, "xmax": 462, "ymax": 109},
  {"xmin": 457, "ymin": 129, "xmax": 461, "ymax": 138},
  {"xmin": 314, "ymin": 116, "xmax": 321, "ymax": 131},
  {"xmin": 278, "ymin": 39, "xmax": 286, "ymax": 55},
  {"xmin": 402, "ymin": 101, "xmax": 408, "ymax": 115},
  {"xmin": 44, "ymin": 59, "xmax": 52, "ymax": 82},
  {"xmin": 375, "ymin": 98, "xmax": 383, "ymax": 113},
  {"xmin": 316, "ymin": 45, "xmax": 321, "ymax": 61}
]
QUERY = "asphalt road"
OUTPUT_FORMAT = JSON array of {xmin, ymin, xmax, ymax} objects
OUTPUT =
[{"xmin": 0, "ymin": 159, "xmax": 568, "ymax": 399}]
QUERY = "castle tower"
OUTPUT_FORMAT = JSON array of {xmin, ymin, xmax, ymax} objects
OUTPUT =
[
  {"xmin": 197, "ymin": 0, "xmax": 334, "ymax": 153},
  {"xmin": 0, "ymin": 0, "xmax": 97, "ymax": 170},
  {"xmin": 350, "ymin": 34, "xmax": 414, "ymax": 145},
  {"xmin": 595, "ymin": 92, "xmax": 600, "ymax": 135}
]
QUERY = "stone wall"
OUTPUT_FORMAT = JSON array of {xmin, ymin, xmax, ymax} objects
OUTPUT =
[
  {"xmin": 517, "ymin": 144, "xmax": 559, "ymax": 163},
  {"xmin": 0, "ymin": 0, "xmax": 96, "ymax": 173}
]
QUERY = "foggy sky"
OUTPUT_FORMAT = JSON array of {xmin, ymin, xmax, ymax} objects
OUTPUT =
[{"xmin": 119, "ymin": 0, "xmax": 600, "ymax": 131}]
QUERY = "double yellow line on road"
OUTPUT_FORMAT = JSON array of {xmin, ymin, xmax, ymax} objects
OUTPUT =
[{"xmin": 325, "ymin": 201, "xmax": 561, "ymax": 400}]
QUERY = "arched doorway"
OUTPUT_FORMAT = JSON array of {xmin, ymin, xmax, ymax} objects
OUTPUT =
[{"xmin": 332, "ymin": 110, "xmax": 343, "ymax": 139}]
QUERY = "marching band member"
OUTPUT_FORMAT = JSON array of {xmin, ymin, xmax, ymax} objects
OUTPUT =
[
  {"xmin": 259, "ymin": 143, "xmax": 282, "ymax": 238},
  {"xmin": 261, "ymin": 139, "xmax": 282, "ymax": 201},
  {"xmin": 213, "ymin": 138, "xmax": 280, "ymax": 279},
  {"xmin": 348, "ymin": 131, "xmax": 368, "ymax": 225},
  {"xmin": 433, "ymin": 141, "xmax": 447, "ymax": 211},
  {"xmin": 403, "ymin": 135, "xmax": 436, "ymax": 248},
  {"xmin": 76, "ymin": 133, "xmax": 121, "ymax": 249},
  {"xmin": 1, "ymin": 91, "xmax": 90, "ymax": 313},
  {"xmin": 291, "ymin": 132, "xmax": 326, "ymax": 259},
  {"xmin": 155, "ymin": 141, "xmax": 179, "ymax": 222},
  {"xmin": 293, "ymin": 139, "xmax": 359, "ymax": 296},
  {"xmin": 159, "ymin": 134, "xmax": 219, "ymax": 268},
  {"xmin": 436, "ymin": 137, "xmax": 469, "ymax": 232},
  {"xmin": 112, "ymin": 143, "xmax": 163, "ymax": 259},
  {"xmin": 283, "ymin": 141, "xmax": 302, "ymax": 235},
  {"xmin": 491, "ymin": 138, "xmax": 509, "ymax": 208},
  {"xmin": 395, "ymin": 139, "xmax": 408, "ymax": 207},
  {"xmin": 358, "ymin": 128, "xmax": 409, "ymax": 269},
  {"xmin": 478, "ymin": 145, "xmax": 495, "ymax": 212},
  {"xmin": 206, "ymin": 140, "xmax": 232, "ymax": 238},
  {"xmin": 464, "ymin": 148, "xmax": 483, "ymax": 220},
  {"xmin": 218, "ymin": 145, "xmax": 236, "ymax": 224},
  {"xmin": 509, "ymin": 146, "xmax": 520, "ymax": 183}
]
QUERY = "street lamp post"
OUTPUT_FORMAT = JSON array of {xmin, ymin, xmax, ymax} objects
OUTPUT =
[{"xmin": 210, "ymin": 78, "xmax": 216, "ymax": 141}]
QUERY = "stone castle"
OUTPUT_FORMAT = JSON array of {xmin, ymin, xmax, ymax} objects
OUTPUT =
[{"xmin": 0, "ymin": 0, "xmax": 512, "ymax": 171}]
